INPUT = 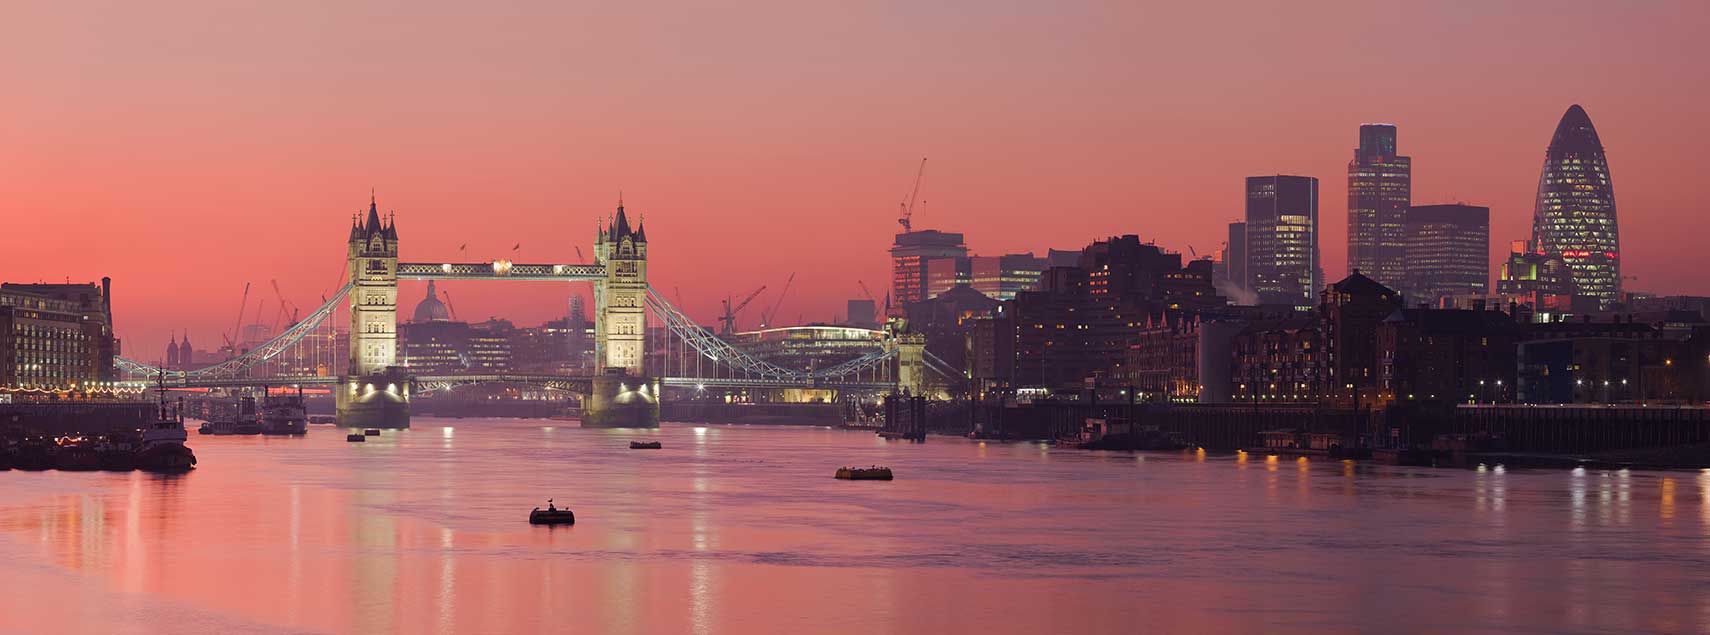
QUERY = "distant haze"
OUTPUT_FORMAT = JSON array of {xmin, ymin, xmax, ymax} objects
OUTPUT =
[{"xmin": 0, "ymin": 1, "xmax": 1705, "ymax": 352}]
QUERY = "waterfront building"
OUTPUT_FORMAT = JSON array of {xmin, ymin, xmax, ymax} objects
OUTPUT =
[
  {"xmin": 1006, "ymin": 235, "xmax": 1223, "ymax": 391},
  {"xmin": 1531, "ymin": 104, "xmax": 1621, "ymax": 310},
  {"xmin": 0, "ymin": 279, "xmax": 118, "ymax": 393},
  {"xmin": 1404, "ymin": 204, "xmax": 1490, "ymax": 304},
  {"xmin": 1376, "ymin": 308, "xmax": 1521, "ymax": 404},
  {"xmin": 1321, "ymin": 271, "xmax": 1402, "ymax": 404},
  {"xmin": 1126, "ymin": 313, "xmax": 1203, "ymax": 402},
  {"xmin": 728, "ymin": 325, "xmax": 887, "ymax": 374},
  {"xmin": 1245, "ymin": 175, "xmax": 1320, "ymax": 309},
  {"xmin": 1230, "ymin": 313, "xmax": 1320, "ymax": 402},
  {"xmin": 890, "ymin": 230, "xmax": 967, "ymax": 310},
  {"xmin": 1517, "ymin": 319, "xmax": 1692, "ymax": 404},
  {"xmin": 1347, "ymin": 124, "xmax": 1412, "ymax": 288}
]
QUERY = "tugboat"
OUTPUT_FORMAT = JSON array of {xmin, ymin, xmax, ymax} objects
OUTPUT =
[
  {"xmin": 346, "ymin": 433, "xmax": 366, "ymax": 442},
  {"xmin": 835, "ymin": 466, "xmax": 894, "ymax": 480},
  {"xmin": 136, "ymin": 379, "xmax": 197, "ymax": 472},
  {"xmin": 629, "ymin": 440, "xmax": 662, "ymax": 450},
  {"xmin": 260, "ymin": 388, "xmax": 308, "ymax": 436},
  {"xmin": 528, "ymin": 499, "xmax": 575, "ymax": 525},
  {"xmin": 197, "ymin": 421, "xmax": 215, "ymax": 435}
]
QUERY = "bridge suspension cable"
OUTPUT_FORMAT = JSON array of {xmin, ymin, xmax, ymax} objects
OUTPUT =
[{"xmin": 116, "ymin": 283, "xmax": 353, "ymax": 381}]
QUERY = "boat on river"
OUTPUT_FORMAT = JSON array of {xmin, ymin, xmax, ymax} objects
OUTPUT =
[
  {"xmin": 630, "ymin": 441, "xmax": 662, "ymax": 450},
  {"xmin": 260, "ymin": 390, "xmax": 308, "ymax": 436},
  {"xmin": 137, "ymin": 401, "xmax": 196, "ymax": 473},
  {"xmin": 835, "ymin": 466, "xmax": 894, "ymax": 480},
  {"xmin": 346, "ymin": 433, "xmax": 366, "ymax": 442},
  {"xmin": 529, "ymin": 500, "xmax": 575, "ymax": 525}
]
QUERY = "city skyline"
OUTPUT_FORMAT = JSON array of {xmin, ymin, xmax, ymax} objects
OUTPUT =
[{"xmin": 1, "ymin": 2, "xmax": 1706, "ymax": 352}]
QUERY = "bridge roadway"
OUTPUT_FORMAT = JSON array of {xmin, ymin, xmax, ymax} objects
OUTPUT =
[{"xmin": 159, "ymin": 373, "xmax": 896, "ymax": 393}]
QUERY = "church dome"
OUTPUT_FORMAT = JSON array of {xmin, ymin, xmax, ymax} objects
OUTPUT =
[{"xmin": 413, "ymin": 280, "xmax": 451, "ymax": 322}]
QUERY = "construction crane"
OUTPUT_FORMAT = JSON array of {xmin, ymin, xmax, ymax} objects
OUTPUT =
[
  {"xmin": 856, "ymin": 280, "xmax": 877, "ymax": 303},
  {"xmin": 224, "ymin": 282, "xmax": 251, "ymax": 349},
  {"xmin": 269, "ymin": 279, "xmax": 296, "ymax": 331},
  {"xmin": 761, "ymin": 272, "xmax": 795, "ymax": 328},
  {"xmin": 719, "ymin": 286, "xmax": 766, "ymax": 336},
  {"xmin": 442, "ymin": 289, "xmax": 460, "ymax": 321},
  {"xmin": 897, "ymin": 157, "xmax": 926, "ymax": 232},
  {"xmin": 575, "ymin": 245, "xmax": 586, "ymax": 263}
]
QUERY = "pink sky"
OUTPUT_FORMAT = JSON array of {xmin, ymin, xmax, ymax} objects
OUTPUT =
[{"xmin": 0, "ymin": 1, "xmax": 1706, "ymax": 357}]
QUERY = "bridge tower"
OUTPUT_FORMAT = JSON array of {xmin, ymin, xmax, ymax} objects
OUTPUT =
[
  {"xmin": 336, "ymin": 197, "xmax": 411, "ymax": 428},
  {"xmin": 585, "ymin": 202, "xmax": 660, "ymax": 427}
]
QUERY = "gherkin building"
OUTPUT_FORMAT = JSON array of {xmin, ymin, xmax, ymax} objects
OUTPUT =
[{"xmin": 1531, "ymin": 104, "xmax": 1620, "ymax": 310}]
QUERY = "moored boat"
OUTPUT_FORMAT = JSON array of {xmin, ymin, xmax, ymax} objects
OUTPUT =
[
  {"xmin": 363, "ymin": 428, "xmax": 380, "ymax": 436},
  {"xmin": 835, "ymin": 466, "xmax": 894, "ymax": 480},
  {"xmin": 346, "ymin": 433, "xmax": 366, "ymax": 442},
  {"xmin": 630, "ymin": 441, "xmax": 662, "ymax": 449},
  {"xmin": 261, "ymin": 389, "xmax": 309, "ymax": 436},
  {"xmin": 54, "ymin": 440, "xmax": 99, "ymax": 471},
  {"xmin": 136, "ymin": 384, "xmax": 196, "ymax": 473}
]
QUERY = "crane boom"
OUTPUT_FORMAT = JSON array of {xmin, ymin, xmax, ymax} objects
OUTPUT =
[
  {"xmin": 898, "ymin": 157, "xmax": 926, "ymax": 232},
  {"xmin": 225, "ymin": 282, "xmax": 251, "ymax": 348},
  {"xmin": 856, "ymin": 280, "xmax": 876, "ymax": 303},
  {"xmin": 719, "ymin": 286, "xmax": 767, "ymax": 335},
  {"xmin": 762, "ymin": 272, "xmax": 795, "ymax": 327},
  {"xmin": 442, "ymin": 289, "xmax": 459, "ymax": 321}
]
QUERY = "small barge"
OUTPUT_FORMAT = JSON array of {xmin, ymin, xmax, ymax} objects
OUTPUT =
[
  {"xmin": 630, "ymin": 441, "xmax": 662, "ymax": 450},
  {"xmin": 835, "ymin": 466, "xmax": 894, "ymax": 480}
]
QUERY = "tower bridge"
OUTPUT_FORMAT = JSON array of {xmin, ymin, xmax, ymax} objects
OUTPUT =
[{"xmin": 116, "ymin": 197, "xmax": 957, "ymax": 428}]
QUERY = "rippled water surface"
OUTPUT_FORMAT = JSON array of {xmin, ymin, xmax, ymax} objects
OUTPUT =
[{"xmin": 0, "ymin": 418, "xmax": 1707, "ymax": 634}]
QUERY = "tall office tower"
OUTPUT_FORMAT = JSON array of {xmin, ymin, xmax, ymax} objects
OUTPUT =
[
  {"xmin": 1225, "ymin": 221, "xmax": 1247, "ymax": 291},
  {"xmin": 1245, "ymin": 176, "xmax": 1320, "ymax": 309},
  {"xmin": 889, "ymin": 230, "xmax": 967, "ymax": 311},
  {"xmin": 1404, "ymin": 204, "xmax": 1490, "ymax": 303},
  {"xmin": 1347, "ymin": 124, "xmax": 1412, "ymax": 288},
  {"xmin": 1531, "ymin": 104, "xmax": 1621, "ymax": 310}
]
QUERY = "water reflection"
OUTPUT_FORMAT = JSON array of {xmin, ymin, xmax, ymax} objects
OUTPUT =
[{"xmin": 0, "ymin": 421, "xmax": 1706, "ymax": 634}]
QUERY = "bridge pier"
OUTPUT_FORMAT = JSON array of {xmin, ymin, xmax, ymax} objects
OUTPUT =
[
  {"xmin": 336, "ymin": 370, "xmax": 412, "ymax": 429},
  {"xmin": 581, "ymin": 374, "xmax": 660, "ymax": 428}
]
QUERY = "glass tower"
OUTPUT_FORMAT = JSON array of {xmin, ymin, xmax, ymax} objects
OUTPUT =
[
  {"xmin": 1531, "ymin": 104, "xmax": 1620, "ymax": 310},
  {"xmin": 1245, "ymin": 175, "xmax": 1319, "ymax": 309},
  {"xmin": 1347, "ymin": 124, "xmax": 1411, "ymax": 288}
]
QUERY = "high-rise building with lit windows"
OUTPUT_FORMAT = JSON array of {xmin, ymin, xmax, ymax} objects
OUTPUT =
[
  {"xmin": 1245, "ymin": 175, "xmax": 1319, "ymax": 309},
  {"xmin": 1347, "ymin": 124, "xmax": 1411, "ymax": 288},
  {"xmin": 1404, "ymin": 203, "xmax": 1489, "ymax": 304},
  {"xmin": 1531, "ymin": 104, "xmax": 1620, "ymax": 310}
]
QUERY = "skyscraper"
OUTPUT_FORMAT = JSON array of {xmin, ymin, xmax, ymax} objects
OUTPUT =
[
  {"xmin": 1224, "ymin": 221, "xmax": 1247, "ymax": 293},
  {"xmin": 889, "ymin": 230, "xmax": 967, "ymax": 311},
  {"xmin": 1531, "ymin": 104, "xmax": 1621, "ymax": 310},
  {"xmin": 1245, "ymin": 175, "xmax": 1319, "ymax": 308},
  {"xmin": 1404, "ymin": 203, "xmax": 1490, "ymax": 304},
  {"xmin": 1347, "ymin": 124, "xmax": 1411, "ymax": 288}
]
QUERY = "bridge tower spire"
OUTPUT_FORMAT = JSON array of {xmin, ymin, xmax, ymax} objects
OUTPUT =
[{"xmin": 337, "ymin": 195, "xmax": 410, "ymax": 428}]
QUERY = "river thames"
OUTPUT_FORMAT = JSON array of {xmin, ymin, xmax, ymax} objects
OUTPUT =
[{"xmin": 0, "ymin": 418, "xmax": 1706, "ymax": 634}]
